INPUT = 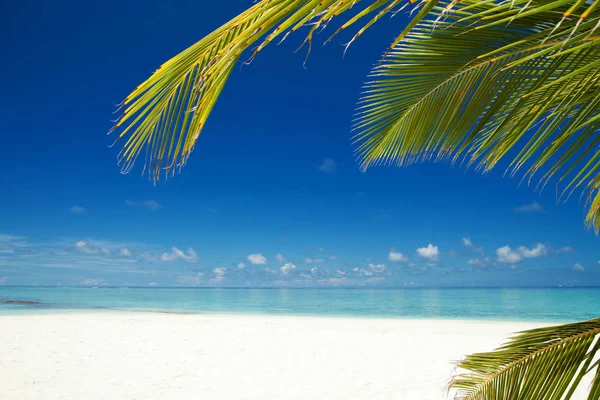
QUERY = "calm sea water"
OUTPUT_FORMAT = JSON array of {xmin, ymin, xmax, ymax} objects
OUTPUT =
[{"xmin": 0, "ymin": 287, "xmax": 598, "ymax": 322}]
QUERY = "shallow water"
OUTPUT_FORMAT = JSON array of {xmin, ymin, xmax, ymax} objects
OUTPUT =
[{"xmin": 0, "ymin": 286, "xmax": 598, "ymax": 322}]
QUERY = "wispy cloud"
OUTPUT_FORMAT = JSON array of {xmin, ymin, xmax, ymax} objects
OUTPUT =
[
  {"xmin": 0, "ymin": 234, "xmax": 25, "ymax": 242},
  {"xmin": 125, "ymin": 200, "xmax": 163, "ymax": 211},
  {"xmin": 119, "ymin": 248, "xmax": 132, "ymax": 257},
  {"xmin": 462, "ymin": 237, "xmax": 472, "ymax": 247},
  {"xmin": 75, "ymin": 241, "xmax": 111, "ymax": 256},
  {"xmin": 388, "ymin": 251, "xmax": 407, "ymax": 262},
  {"xmin": 573, "ymin": 263, "xmax": 585, "ymax": 272},
  {"xmin": 468, "ymin": 257, "xmax": 492, "ymax": 267},
  {"xmin": 211, "ymin": 267, "xmax": 226, "ymax": 283},
  {"xmin": 353, "ymin": 263, "xmax": 386, "ymax": 276},
  {"xmin": 316, "ymin": 158, "xmax": 337, "ymax": 174},
  {"xmin": 556, "ymin": 246, "xmax": 574, "ymax": 254},
  {"xmin": 275, "ymin": 253, "xmax": 286, "ymax": 263},
  {"xmin": 304, "ymin": 257, "xmax": 325, "ymax": 264},
  {"xmin": 514, "ymin": 202, "xmax": 543, "ymax": 213},
  {"xmin": 69, "ymin": 205, "xmax": 86, "ymax": 214}
]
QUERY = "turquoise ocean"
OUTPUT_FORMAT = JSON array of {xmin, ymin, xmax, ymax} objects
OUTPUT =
[{"xmin": 0, "ymin": 287, "xmax": 599, "ymax": 322}]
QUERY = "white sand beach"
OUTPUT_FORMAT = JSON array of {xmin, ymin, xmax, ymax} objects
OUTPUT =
[{"xmin": 0, "ymin": 313, "xmax": 589, "ymax": 399}]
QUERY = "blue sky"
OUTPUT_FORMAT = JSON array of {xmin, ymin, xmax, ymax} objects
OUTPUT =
[{"xmin": 1, "ymin": 0, "xmax": 599, "ymax": 288}]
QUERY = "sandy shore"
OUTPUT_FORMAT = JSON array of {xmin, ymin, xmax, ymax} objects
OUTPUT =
[{"xmin": 0, "ymin": 313, "xmax": 588, "ymax": 399}]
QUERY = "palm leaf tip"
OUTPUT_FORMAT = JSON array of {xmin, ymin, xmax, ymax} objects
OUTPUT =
[
  {"xmin": 110, "ymin": 0, "xmax": 438, "ymax": 181},
  {"xmin": 449, "ymin": 318, "xmax": 600, "ymax": 400}
]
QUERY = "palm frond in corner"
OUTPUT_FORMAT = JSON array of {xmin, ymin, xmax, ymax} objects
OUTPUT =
[
  {"xmin": 449, "ymin": 318, "xmax": 600, "ymax": 400},
  {"xmin": 354, "ymin": 0, "xmax": 600, "ymax": 231}
]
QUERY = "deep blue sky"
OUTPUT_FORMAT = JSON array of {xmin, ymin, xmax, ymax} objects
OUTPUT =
[{"xmin": 1, "ymin": 0, "xmax": 599, "ymax": 287}]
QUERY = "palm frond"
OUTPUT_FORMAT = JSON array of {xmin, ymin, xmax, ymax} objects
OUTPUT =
[
  {"xmin": 449, "ymin": 318, "xmax": 600, "ymax": 400},
  {"xmin": 354, "ymin": 0, "xmax": 600, "ymax": 231},
  {"xmin": 111, "ymin": 0, "xmax": 445, "ymax": 181}
]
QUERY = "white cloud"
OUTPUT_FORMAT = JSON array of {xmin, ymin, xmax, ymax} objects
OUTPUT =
[
  {"xmin": 304, "ymin": 257, "xmax": 325, "ymax": 264},
  {"xmin": 75, "ymin": 240, "xmax": 118, "ymax": 257},
  {"xmin": 496, "ymin": 244, "xmax": 548, "ymax": 263},
  {"xmin": 125, "ymin": 200, "xmax": 163, "ymax": 211},
  {"xmin": 468, "ymin": 257, "xmax": 491, "ymax": 266},
  {"xmin": 160, "ymin": 247, "xmax": 198, "ymax": 263},
  {"xmin": 0, "ymin": 277, "xmax": 7, "ymax": 284},
  {"xmin": 316, "ymin": 158, "xmax": 337, "ymax": 174},
  {"xmin": 247, "ymin": 253, "xmax": 267, "ymax": 265},
  {"xmin": 514, "ymin": 202, "xmax": 543, "ymax": 213},
  {"xmin": 69, "ymin": 205, "xmax": 86, "ymax": 214},
  {"xmin": 518, "ymin": 243, "xmax": 548, "ymax": 258},
  {"xmin": 369, "ymin": 263, "xmax": 386, "ymax": 273},
  {"xmin": 310, "ymin": 267, "xmax": 318, "ymax": 274},
  {"xmin": 80, "ymin": 278, "xmax": 104, "ymax": 286},
  {"xmin": 119, "ymin": 248, "xmax": 132, "ymax": 257},
  {"xmin": 237, "ymin": 262, "xmax": 246, "ymax": 269},
  {"xmin": 496, "ymin": 246, "xmax": 522, "ymax": 263},
  {"xmin": 573, "ymin": 263, "xmax": 585, "ymax": 272},
  {"xmin": 336, "ymin": 269, "xmax": 346, "ymax": 276},
  {"xmin": 329, "ymin": 255, "xmax": 337, "ymax": 261},
  {"xmin": 212, "ymin": 267, "xmax": 227, "ymax": 283},
  {"xmin": 148, "ymin": 282, "xmax": 157, "ymax": 287},
  {"xmin": 356, "ymin": 263, "xmax": 387, "ymax": 276},
  {"xmin": 388, "ymin": 251, "xmax": 407, "ymax": 262},
  {"xmin": 275, "ymin": 253, "xmax": 286, "ymax": 263},
  {"xmin": 74, "ymin": 241, "xmax": 110, "ymax": 256},
  {"xmin": 462, "ymin": 237, "xmax": 472, "ymax": 247},
  {"xmin": 280, "ymin": 263, "xmax": 296, "ymax": 274},
  {"xmin": 365, "ymin": 277, "xmax": 384, "ymax": 285},
  {"xmin": 417, "ymin": 244, "xmax": 439, "ymax": 262}
]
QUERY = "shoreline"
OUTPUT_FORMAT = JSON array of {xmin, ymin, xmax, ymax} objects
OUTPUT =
[
  {"xmin": 1, "ymin": 312, "xmax": 591, "ymax": 399},
  {"xmin": 0, "ymin": 306, "xmax": 578, "ymax": 325}
]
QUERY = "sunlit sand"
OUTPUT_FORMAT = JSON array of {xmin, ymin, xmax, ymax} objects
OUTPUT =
[{"xmin": 1, "ymin": 312, "xmax": 591, "ymax": 399}]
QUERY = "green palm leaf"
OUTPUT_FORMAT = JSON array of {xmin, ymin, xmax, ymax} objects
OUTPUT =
[
  {"xmin": 111, "ymin": 0, "xmax": 442, "ymax": 180},
  {"xmin": 449, "ymin": 318, "xmax": 600, "ymax": 399},
  {"xmin": 354, "ymin": 0, "xmax": 600, "ymax": 231}
]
